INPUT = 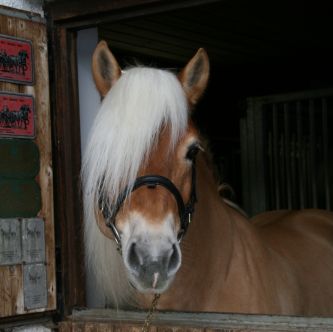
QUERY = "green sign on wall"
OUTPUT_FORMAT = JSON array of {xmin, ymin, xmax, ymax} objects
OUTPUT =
[{"xmin": 0, "ymin": 139, "xmax": 41, "ymax": 217}]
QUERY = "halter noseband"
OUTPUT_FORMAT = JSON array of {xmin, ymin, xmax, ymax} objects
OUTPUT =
[{"xmin": 98, "ymin": 161, "xmax": 197, "ymax": 251}]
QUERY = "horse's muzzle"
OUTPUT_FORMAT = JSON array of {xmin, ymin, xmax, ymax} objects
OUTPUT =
[{"xmin": 124, "ymin": 240, "xmax": 181, "ymax": 292}]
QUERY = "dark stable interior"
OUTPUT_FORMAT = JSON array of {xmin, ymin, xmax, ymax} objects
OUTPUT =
[{"xmin": 97, "ymin": 0, "xmax": 333, "ymax": 209}]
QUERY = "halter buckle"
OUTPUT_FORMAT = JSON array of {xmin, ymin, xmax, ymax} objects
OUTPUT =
[{"xmin": 106, "ymin": 220, "xmax": 122, "ymax": 252}]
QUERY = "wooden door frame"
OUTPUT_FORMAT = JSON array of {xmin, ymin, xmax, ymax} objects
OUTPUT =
[
  {"xmin": 47, "ymin": 24, "xmax": 84, "ymax": 318},
  {"xmin": 46, "ymin": 0, "xmax": 221, "ymax": 318}
]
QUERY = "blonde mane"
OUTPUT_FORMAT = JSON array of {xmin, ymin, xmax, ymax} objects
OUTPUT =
[{"xmin": 81, "ymin": 67, "xmax": 188, "ymax": 306}]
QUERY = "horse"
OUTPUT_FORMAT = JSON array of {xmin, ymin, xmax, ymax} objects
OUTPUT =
[
  {"xmin": 17, "ymin": 104, "xmax": 31, "ymax": 129},
  {"xmin": 82, "ymin": 40, "xmax": 333, "ymax": 316},
  {"xmin": 16, "ymin": 50, "xmax": 29, "ymax": 75}
]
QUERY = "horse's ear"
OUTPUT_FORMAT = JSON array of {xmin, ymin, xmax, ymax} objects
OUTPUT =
[
  {"xmin": 92, "ymin": 40, "xmax": 121, "ymax": 97},
  {"xmin": 179, "ymin": 48, "xmax": 210, "ymax": 105}
]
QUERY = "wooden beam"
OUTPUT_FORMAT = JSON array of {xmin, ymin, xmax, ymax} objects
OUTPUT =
[
  {"xmin": 49, "ymin": 25, "xmax": 86, "ymax": 316},
  {"xmin": 45, "ymin": 0, "xmax": 223, "ymax": 28},
  {"xmin": 59, "ymin": 309, "xmax": 333, "ymax": 332},
  {"xmin": 45, "ymin": 0, "xmax": 160, "ymax": 22}
]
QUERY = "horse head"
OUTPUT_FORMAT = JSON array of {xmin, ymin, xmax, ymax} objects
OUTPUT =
[
  {"xmin": 84, "ymin": 41, "xmax": 209, "ymax": 295},
  {"xmin": 21, "ymin": 104, "xmax": 31, "ymax": 112},
  {"xmin": 19, "ymin": 50, "xmax": 28, "ymax": 59}
]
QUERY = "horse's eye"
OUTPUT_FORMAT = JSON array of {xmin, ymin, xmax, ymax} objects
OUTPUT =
[{"xmin": 186, "ymin": 144, "xmax": 200, "ymax": 161}]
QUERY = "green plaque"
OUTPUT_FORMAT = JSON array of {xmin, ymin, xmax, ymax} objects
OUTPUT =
[
  {"xmin": 0, "ymin": 179, "xmax": 41, "ymax": 217},
  {"xmin": 0, "ymin": 139, "xmax": 39, "ymax": 179}
]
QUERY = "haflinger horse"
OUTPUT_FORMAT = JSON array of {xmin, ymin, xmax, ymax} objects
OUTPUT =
[{"xmin": 82, "ymin": 40, "xmax": 333, "ymax": 316}]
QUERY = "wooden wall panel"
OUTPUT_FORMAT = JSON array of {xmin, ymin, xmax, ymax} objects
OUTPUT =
[
  {"xmin": 0, "ymin": 265, "xmax": 23, "ymax": 316},
  {"xmin": 0, "ymin": 10, "xmax": 56, "ymax": 317}
]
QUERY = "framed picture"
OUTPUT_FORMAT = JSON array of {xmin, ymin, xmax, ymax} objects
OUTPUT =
[
  {"xmin": 0, "ymin": 92, "xmax": 35, "ymax": 138},
  {"xmin": 0, "ymin": 34, "xmax": 34, "ymax": 85}
]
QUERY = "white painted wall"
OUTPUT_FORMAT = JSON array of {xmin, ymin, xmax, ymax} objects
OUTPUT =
[
  {"xmin": 77, "ymin": 27, "xmax": 106, "ymax": 308},
  {"xmin": 77, "ymin": 28, "xmax": 101, "ymax": 155},
  {"xmin": 0, "ymin": 0, "xmax": 44, "ymax": 16}
]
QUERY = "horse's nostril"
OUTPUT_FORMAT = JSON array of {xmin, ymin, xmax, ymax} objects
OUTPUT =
[
  {"xmin": 168, "ymin": 244, "xmax": 180, "ymax": 275},
  {"xmin": 128, "ymin": 242, "xmax": 141, "ymax": 270}
]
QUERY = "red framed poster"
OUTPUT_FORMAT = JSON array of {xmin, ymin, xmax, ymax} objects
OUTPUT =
[
  {"xmin": 0, "ymin": 34, "xmax": 34, "ymax": 85},
  {"xmin": 0, "ymin": 92, "xmax": 35, "ymax": 138}
]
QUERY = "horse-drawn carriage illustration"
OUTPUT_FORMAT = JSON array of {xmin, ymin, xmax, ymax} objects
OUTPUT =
[
  {"xmin": 0, "ymin": 50, "xmax": 29, "ymax": 75},
  {"xmin": 0, "ymin": 104, "xmax": 31, "ymax": 130},
  {"xmin": 0, "ymin": 35, "xmax": 33, "ymax": 84},
  {"xmin": 0, "ymin": 93, "xmax": 34, "ymax": 138}
]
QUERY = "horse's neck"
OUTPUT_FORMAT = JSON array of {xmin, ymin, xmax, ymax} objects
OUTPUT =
[
  {"xmin": 193, "ymin": 155, "xmax": 262, "ymax": 278},
  {"xmin": 192, "ymin": 155, "xmax": 238, "ymax": 279},
  {"xmin": 152, "ymin": 154, "xmax": 270, "ymax": 311}
]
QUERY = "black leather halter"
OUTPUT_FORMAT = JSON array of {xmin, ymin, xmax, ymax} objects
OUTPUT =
[{"xmin": 98, "ymin": 161, "xmax": 197, "ymax": 250}]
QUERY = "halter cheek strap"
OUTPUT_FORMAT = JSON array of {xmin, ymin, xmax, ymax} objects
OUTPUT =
[{"xmin": 98, "ymin": 161, "xmax": 197, "ymax": 250}]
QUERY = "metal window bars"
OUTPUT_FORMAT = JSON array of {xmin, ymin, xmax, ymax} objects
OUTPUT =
[{"xmin": 241, "ymin": 89, "xmax": 332, "ymax": 217}]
